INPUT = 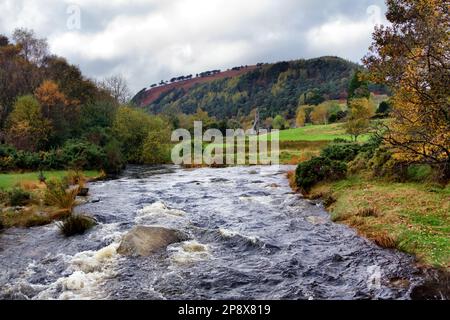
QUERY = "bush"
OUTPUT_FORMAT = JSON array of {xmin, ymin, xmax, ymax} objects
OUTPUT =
[
  {"xmin": 407, "ymin": 164, "xmax": 433, "ymax": 182},
  {"xmin": 8, "ymin": 187, "xmax": 31, "ymax": 206},
  {"xmin": 320, "ymin": 143, "xmax": 362, "ymax": 162},
  {"xmin": 348, "ymin": 152, "xmax": 370, "ymax": 174},
  {"xmin": 102, "ymin": 139, "xmax": 125, "ymax": 174},
  {"xmin": 332, "ymin": 138, "xmax": 350, "ymax": 144},
  {"xmin": 14, "ymin": 151, "xmax": 41, "ymax": 170},
  {"xmin": 1, "ymin": 139, "xmax": 121, "ymax": 173},
  {"xmin": 57, "ymin": 214, "xmax": 96, "ymax": 237},
  {"xmin": 0, "ymin": 188, "xmax": 9, "ymax": 204},
  {"xmin": 295, "ymin": 157, "xmax": 347, "ymax": 192},
  {"xmin": 61, "ymin": 140, "xmax": 106, "ymax": 170}
]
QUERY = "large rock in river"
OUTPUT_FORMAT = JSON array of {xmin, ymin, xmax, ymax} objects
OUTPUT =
[{"xmin": 117, "ymin": 226, "xmax": 188, "ymax": 256}]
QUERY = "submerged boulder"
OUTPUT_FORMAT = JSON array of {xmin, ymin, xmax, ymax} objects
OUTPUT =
[{"xmin": 117, "ymin": 226, "xmax": 188, "ymax": 257}]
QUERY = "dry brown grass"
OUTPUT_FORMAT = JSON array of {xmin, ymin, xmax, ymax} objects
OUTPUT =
[
  {"xmin": 356, "ymin": 207, "xmax": 380, "ymax": 217},
  {"xmin": 44, "ymin": 183, "xmax": 79, "ymax": 214},
  {"xmin": 19, "ymin": 180, "xmax": 44, "ymax": 191},
  {"xmin": 286, "ymin": 170, "xmax": 297, "ymax": 191},
  {"xmin": 372, "ymin": 233, "xmax": 398, "ymax": 249}
]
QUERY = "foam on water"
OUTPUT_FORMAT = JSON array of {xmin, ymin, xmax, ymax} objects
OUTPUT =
[
  {"xmin": 219, "ymin": 228, "xmax": 259, "ymax": 244},
  {"xmin": 168, "ymin": 240, "xmax": 211, "ymax": 266},
  {"xmin": 136, "ymin": 202, "xmax": 185, "ymax": 221},
  {"xmin": 35, "ymin": 242, "xmax": 121, "ymax": 300}
]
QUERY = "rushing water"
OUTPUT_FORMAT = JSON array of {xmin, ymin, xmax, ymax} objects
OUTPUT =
[{"xmin": 0, "ymin": 165, "xmax": 442, "ymax": 300}]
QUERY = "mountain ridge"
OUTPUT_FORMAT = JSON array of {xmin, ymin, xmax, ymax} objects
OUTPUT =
[{"xmin": 132, "ymin": 56, "xmax": 386, "ymax": 121}]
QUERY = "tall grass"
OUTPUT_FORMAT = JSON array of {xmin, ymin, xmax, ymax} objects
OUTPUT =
[
  {"xmin": 44, "ymin": 180, "xmax": 78, "ymax": 214},
  {"xmin": 57, "ymin": 214, "xmax": 96, "ymax": 237}
]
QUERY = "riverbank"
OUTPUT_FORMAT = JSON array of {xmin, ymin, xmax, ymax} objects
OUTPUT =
[
  {"xmin": 0, "ymin": 170, "xmax": 103, "ymax": 229},
  {"xmin": 292, "ymin": 173, "xmax": 450, "ymax": 269},
  {"xmin": 0, "ymin": 170, "xmax": 101, "ymax": 190}
]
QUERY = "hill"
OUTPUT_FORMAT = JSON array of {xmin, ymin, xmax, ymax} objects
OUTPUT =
[
  {"xmin": 131, "ymin": 65, "xmax": 258, "ymax": 107},
  {"xmin": 132, "ymin": 56, "xmax": 387, "ymax": 121}
]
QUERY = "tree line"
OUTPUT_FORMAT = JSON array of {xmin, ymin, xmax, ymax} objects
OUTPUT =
[{"xmin": 0, "ymin": 28, "xmax": 172, "ymax": 173}]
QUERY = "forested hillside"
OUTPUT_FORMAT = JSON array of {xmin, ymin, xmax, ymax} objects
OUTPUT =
[
  {"xmin": 0, "ymin": 29, "xmax": 173, "ymax": 173},
  {"xmin": 135, "ymin": 56, "xmax": 386, "ymax": 121}
]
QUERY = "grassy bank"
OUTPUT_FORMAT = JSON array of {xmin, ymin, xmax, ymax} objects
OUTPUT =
[
  {"xmin": 307, "ymin": 175, "xmax": 450, "ymax": 268},
  {"xmin": 0, "ymin": 170, "xmax": 102, "ymax": 230},
  {"xmin": 0, "ymin": 170, "xmax": 101, "ymax": 190}
]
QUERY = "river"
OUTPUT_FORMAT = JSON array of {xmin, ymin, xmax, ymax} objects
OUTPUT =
[{"xmin": 0, "ymin": 165, "xmax": 442, "ymax": 299}]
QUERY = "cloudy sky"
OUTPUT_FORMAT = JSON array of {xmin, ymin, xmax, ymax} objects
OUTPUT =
[{"xmin": 0, "ymin": 0, "xmax": 388, "ymax": 93}]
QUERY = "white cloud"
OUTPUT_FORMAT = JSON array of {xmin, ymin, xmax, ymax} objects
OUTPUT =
[
  {"xmin": 305, "ymin": 5, "xmax": 387, "ymax": 59},
  {"xmin": 0, "ymin": 0, "xmax": 388, "ymax": 92}
]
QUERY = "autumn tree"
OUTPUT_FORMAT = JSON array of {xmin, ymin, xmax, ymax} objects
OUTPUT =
[
  {"xmin": 310, "ymin": 104, "xmax": 330, "ymax": 125},
  {"xmin": 35, "ymin": 80, "xmax": 77, "ymax": 145},
  {"xmin": 35, "ymin": 80, "xmax": 67, "ymax": 117},
  {"xmin": 345, "ymin": 98, "xmax": 374, "ymax": 141},
  {"xmin": 295, "ymin": 107, "xmax": 306, "ymax": 127},
  {"xmin": 6, "ymin": 95, "xmax": 51, "ymax": 151},
  {"xmin": 264, "ymin": 117, "xmax": 274, "ymax": 130},
  {"xmin": 363, "ymin": 0, "xmax": 450, "ymax": 178}
]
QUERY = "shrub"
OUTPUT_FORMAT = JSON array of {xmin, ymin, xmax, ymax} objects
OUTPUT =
[
  {"xmin": 14, "ymin": 151, "xmax": 41, "ymax": 170},
  {"xmin": 0, "ymin": 188, "xmax": 9, "ymax": 204},
  {"xmin": 8, "ymin": 187, "xmax": 31, "ymax": 206},
  {"xmin": 295, "ymin": 157, "xmax": 347, "ymax": 192},
  {"xmin": 368, "ymin": 148, "xmax": 393, "ymax": 177},
  {"xmin": 44, "ymin": 180, "xmax": 78, "ymax": 213},
  {"xmin": 367, "ymin": 148, "xmax": 409, "ymax": 181},
  {"xmin": 407, "ymin": 164, "xmax": 433, "ymax": 182},
  {"xmin": 0, "ymin": 155, "xmax": 16, "ymax": 172},
  {"xmin": 332, "ymin": 138, "xmax": 350, "ymax": 144},
  {"xmin": 102, "ymin": 139, "xmax": 125, "ymax": 174},
  {"xmin": 0, "ymin": 145, "xmax": 19, "ymax": 171},
  {"xmin": 57, "ymin": 214, "xmax": 96, "ymax": 237},
  {"xmin": 61, "ymin": 139, "xmax": 106, "ymax": 170},
  {"xmin": 348, "ymin": 152, "xmax": 370, "ymax": 174},
  {"xmin": 41, "ymin": 149, "xmax": 65, "ymax": 169},
  {"xmin": 320, "ymin": 143, "xmax": 362, "ymax": 162}
]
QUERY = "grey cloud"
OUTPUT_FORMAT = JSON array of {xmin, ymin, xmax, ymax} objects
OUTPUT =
[{"xmin": 0, "ymin": 0, "xmax": 387, "ymax": 93}]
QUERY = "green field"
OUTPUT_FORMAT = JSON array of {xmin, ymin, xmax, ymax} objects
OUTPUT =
[
  {"xmin": 267, "ymin": 123, "xmax": 369, "ymax": 142},
  {"xmin": 0, "ymin": 170, "xmax": 100, "ymax": 189}
]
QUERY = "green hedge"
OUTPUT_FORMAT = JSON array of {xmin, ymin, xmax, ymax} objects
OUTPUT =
[
  {"xmin": 295, "ymin": 156, "xmax": 347, "ymax": 192},
  {"xmin": 0, "ymin": 140, "xmax": 125, "ymax": 173}
]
